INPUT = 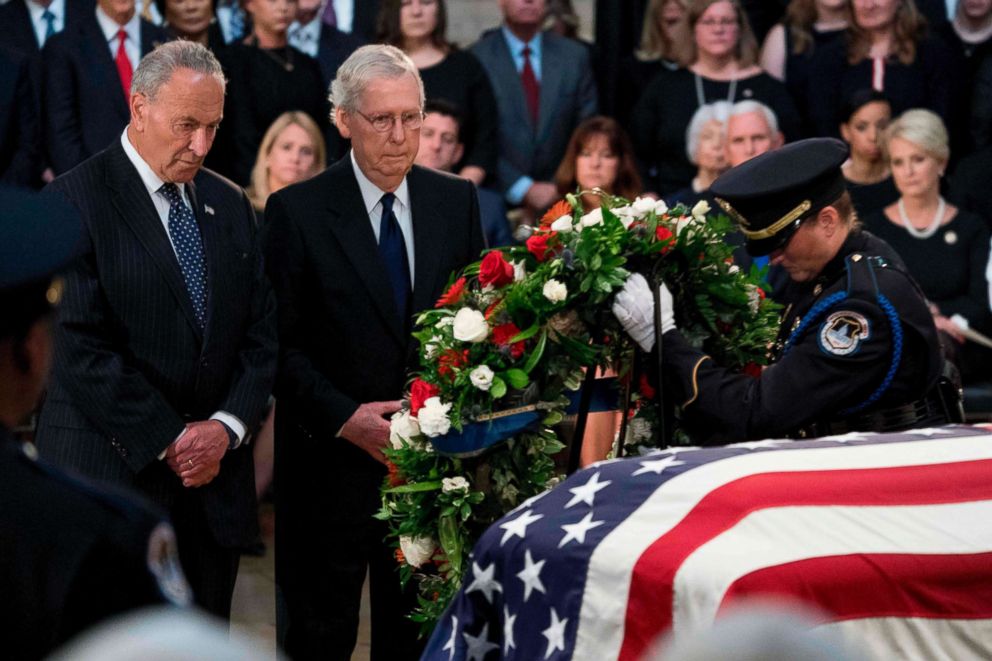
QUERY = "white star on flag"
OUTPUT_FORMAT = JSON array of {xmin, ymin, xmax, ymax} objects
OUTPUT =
[
  {"xmin": 565, "ymin": 471, "xmax": 612, "ymax": 508},
  {"xmin": 442, "ymin": 615, "xmax": 458, "ymax": 661},
  {"xmin": 465, "ymin": 560, "xmax": 502, "ymax": 603},
  {"xmin": 503, "ymin": 606, "xmax": 517, "ymax": 654},
  {"xmin": 462, "ymin": 622, "xmax": 499, "ymax": 661},
  {"xmin": 541, "ymin": 607, "xmax": 568, "ymax": 659},
  {"xmin": 499, "ymin": 509, "xmax": 544, "ymax": 545},
  {"xmin": 558, "ymin": 511, "xmax": 605, "ymax": 548},
  {"xmin": 632, "ymin": 455, "xmax": 685, "ymax": 476},
  {"xmin": 516, "ymin": 549, "xmax": 547, "ymax": 601}
]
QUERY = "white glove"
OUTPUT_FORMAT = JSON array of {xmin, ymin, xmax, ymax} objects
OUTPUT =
[{"xmin": 612, "ymin": 273, "xmax": 676, "ymax": 352}]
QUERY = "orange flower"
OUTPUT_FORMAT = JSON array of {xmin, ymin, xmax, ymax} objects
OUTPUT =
[
  {"xmin": 394, "ymin": 547, "xmax": 406, "ymax": 565},
  {"xmin": 387, "ymin": 461, "xmax": 405, "ymax": 487},
  {"xmin": 435, "ymin": 277, "xmax": 466, "ymax": 308},
  {"xmin": 540, "ymin": 199, "xmax": 572, "ymax": 228}
]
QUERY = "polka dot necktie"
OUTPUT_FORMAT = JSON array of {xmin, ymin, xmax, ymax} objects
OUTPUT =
[{"xmin": 160, "ymin": 183, "xmax": 208, "ymax": 329}]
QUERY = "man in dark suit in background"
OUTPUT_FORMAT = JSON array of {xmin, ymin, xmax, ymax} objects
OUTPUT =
[
  {"xmin": 43, "ymin": 0, "xmax": 168, "ymax": 175},
  {"xmin": 36, "ymin": 40, "xmax": 278, "ymax": 620},
  {"xmin": 0, "ymin": 0, "xmax": 87, "ymax": 57},
  {"xmin": 264, "ymin": 44, "xmax": 485, "ymax": 660},
  {"xmin": 0, "ymin": 45, "xmax": 41, "ymax": 186},
  {"xmin": 472, "ymin": 0, "xmax": 597, "ymax": 218}
]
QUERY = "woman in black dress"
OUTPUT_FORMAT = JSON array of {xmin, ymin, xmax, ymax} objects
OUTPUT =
[
  {"xmin": 155, "ymin": 0, "xmax": 226, "ymax": 51},
  {"xmin": 839, "ymin": 89, "xmax": 898, "ymax": 218},
  {"xmin": 630, "ymin": 0, "xmax": 801, "ymax": 197},
  {"xmin": 863, "ymin": 109, "xmax": 992, "ymax": 382},
  {"xmin": 210, "ymin": 0, "xmax": 328, "ymax": 186},
  {"xmin": 376, "ymin": 0, "xmax": 496, "ymax": 186},
  {"xmin": 759, "ymin": 0, "xmax": 847, "ymax": 135}
]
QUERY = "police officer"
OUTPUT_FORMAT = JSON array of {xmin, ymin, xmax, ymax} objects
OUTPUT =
[
  {"xmin": 613, "ymin": 138, "xmax": 957, "ymax": 443},
  {"xmin": 0, "ymin": 187, "xmax": 190, "ymax": 660}
]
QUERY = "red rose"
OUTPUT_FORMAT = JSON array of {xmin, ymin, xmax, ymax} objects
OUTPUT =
[
  {"xmin": 743, "ymin": 362, "xmax": 763, "ymax": 378},
  {"xmin": 409, "ymin": 378, "xmax": 440, "ymax": 416},
  {"xmin": 526, "ymin": 231, "xmax": 557, "ymax": 262},
  {"xmin": 639, "ymin": 374, "xmax": 656, "ymax": 400},
  {"xmin": 478, "ymin": 250, "xmax": 514, "ymax": 288},
  {"xmin": 757, "ymin": 287, "xmax": 767, "ymax": 300},
  {"xmin": 655, "ymin": 226, "xmax": 675, "ymax": 254},
  {"xmin": 437, "ymin": 349, "xmax": 469, "ymax": 380},
  {"xmin": 540, "ymin": 199, "xmax": 573, "ymax": 228},
  {"xmin": 387, "ymin": 461, "xmax": 405, "ymax": 487},
  {"xmin": 435, "ymin": 277, "xmax": 466, "ymax": 308},
  {"xmin": 491, "ymin": 322, "xmax": 526, "ymax": 359}
]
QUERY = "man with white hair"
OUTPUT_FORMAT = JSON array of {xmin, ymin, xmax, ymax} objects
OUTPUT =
[
  {"xmin": 725, "ymin": 100, "xmax": 784, "ymax": 168},
  {"xmin": 263, "ymin": 44, "xmax": 485, "ymax": 660}
]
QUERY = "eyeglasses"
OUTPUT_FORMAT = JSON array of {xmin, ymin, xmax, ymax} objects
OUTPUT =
[
  {"xmin": 697, "ymin": 18, "xmax": 738, "ymax": 29},
  {"xmin": 354, "ymin": 109, "xmax": 425, "ymax": 133}
]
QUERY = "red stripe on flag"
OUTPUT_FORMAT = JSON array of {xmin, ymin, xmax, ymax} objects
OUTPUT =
[
  {"xmin": 618, "ymin": 459, "xmax": 992, "ymax": 660},
  {"xmin": 719, "ymin": 552, "xmax": 992, "ymax": 621}
]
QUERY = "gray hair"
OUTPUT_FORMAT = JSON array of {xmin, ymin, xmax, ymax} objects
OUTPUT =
[
  {"xmin": 883, "ymin": 108, "xmax": 950, "ymax": 163},
  {"xmin": 728, "ymin": 100, "xmax": 779, "ymax": 136},
  {"xmin": 131, "ymin": 40, "xmax": 226, "ymax": 100},
  {"xmin": 329, "ymin": 44, "xmax": 425, "ymax": 123},
  {"xmin": 685, "ymin": 101, "xmax": 732, "ymax": 163}
]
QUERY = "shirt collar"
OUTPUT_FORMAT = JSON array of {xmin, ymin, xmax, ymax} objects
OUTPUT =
[
  {"xmin": 120, "ymin": 129, "xmax": 187, "ymax": 201},
  {"xmin": 26, "ymin": 0, "xmax": 65, "ymax": 24},
  {"xmin": 96, "ymin": 4, "xmax": 140, "ymax": 44},
  {"xmin": 349, "ymin": 150, "xmax": 410, "ymax": 216},
  {"xmin": 500, "ymin": 25, "xmax": 542, "ymax": 60}
]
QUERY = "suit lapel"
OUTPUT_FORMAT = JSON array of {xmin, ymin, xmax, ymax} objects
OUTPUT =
[
  {"xmin": 79, "ymin": 17, "xmax": 129, "ymax": 122},
  {"xmin": 536, "ymin": 36, "xmax": 564, "ymax": 140},
  {"xmin": 139, "ymin": 20, "xmax": 164, "ymax": 56},
  {"xmin": 105, "ymin": 144, "xmax": 204, "ymax": 339},
  {"xmin": 489, "ymin": 33, "xmax": 534, "ymax": 132},
  {"xmin": 323, "ymin": 162, "xmax": 407, "ymax": 346},
  {"xmin": 408, "ymin": 167, "xmax": 446, "ymax": 317}
]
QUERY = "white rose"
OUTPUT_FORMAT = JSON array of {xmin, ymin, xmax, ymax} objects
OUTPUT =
[
  {"xmin": 470, "ymin": 365, "xmax": 495, "ymax": 391},
  {"xmin": 674, "ymin": 214, "xmax": 703, "ymax": 238},
  {"xmin": 549, "ymin": 215, "xmax": 574, "ymax": 232},
  {"xmin": 418, "ymin": 397, "xmax": 452, "ymax": 437},
  {"xmin": 512, "ymin": 260, "xmax": 527, "ymax": 282},
  {"xmin": 631, "ymin": 196, "xmax": 656, "ymax": 215},
  {"xmin": 542, "ymin": 279, "xmax": 568, "ymax": 303},
  {"xmin": 452, "ymin": 307, "xmax": 488, "ymax": 343},
  {"xmin": 691, "ymin": 199, "xmax": 711, "ymax": 221},
  {"xmin": 612, "ymin": 205, "xmax": 638, "ymax": 229},
  {"xmin": 580, "ymin": 206, "xmax": 603, "ymax": 227},
  {"xmin": 652, "ymin": 198, "xmax": 669, "ymax": 215},
  {"xmin": 625, "ymin": 417, "xmax": 653, "ymax": 444},
  {"xmin": 728, "ymin": 264, "xmax": 740, "ymax": 275},
  {"xmin": 442, "ymin": 476, "xmax": 470, "ymax": 493},
  {"xmin": 399, "ymin": 535, "xmax": 436, "ymax": 568},
  {"xmin": 389, "ymin": 410, "xmax": 421, "ymax": 449}
]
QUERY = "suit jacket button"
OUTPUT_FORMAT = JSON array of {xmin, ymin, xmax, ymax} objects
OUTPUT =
[{"xmin": 200, "ymin": 359, "xmax": 209, "ymax": 368}]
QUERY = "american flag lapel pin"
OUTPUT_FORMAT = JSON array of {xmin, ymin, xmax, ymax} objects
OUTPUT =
[{"xmin": 204, "ymin": 204, "xmax": 215, "ymax": 216}]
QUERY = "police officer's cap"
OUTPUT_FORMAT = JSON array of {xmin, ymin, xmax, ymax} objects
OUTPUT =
[
  {"xmin": 0, "ymin": 186, "xmax": 81, "ymax": 337},
  {"xmin": 709, "ymin": 138, "xmax": 849, "ymax": 257}
]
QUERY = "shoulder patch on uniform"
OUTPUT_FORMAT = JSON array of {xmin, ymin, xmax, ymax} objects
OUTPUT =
[
  {"xmin": 818, "ymin": 310, "xmax": 870, "ymax": 356},
  {"xmin": 147, "ymin": 522, "xmax": 193, "ymax": 607}
]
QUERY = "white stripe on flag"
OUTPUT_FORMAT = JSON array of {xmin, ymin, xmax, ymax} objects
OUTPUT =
[
  {"xmin": 673, "ymin": 500, "xmax": 992, "ymax": 631},
  {"xmin": 820, "ymin": 617, "xmax": 992, "ymax": 661},
  {"xmin": 572, "ymin": 431, "xmax": 992, "ymax": 661}
]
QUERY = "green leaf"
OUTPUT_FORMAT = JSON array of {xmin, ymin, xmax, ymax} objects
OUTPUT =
[
  {"xmin": 543, "ymin": 410, "xmax": 564, "ymax": 426},
  {"xmin": 382, "ymin": 480, "xmax": 443, "ymax": 494},
  {"xmin": 437, "ymin": 514, "xmax": 462, "ymax": 575},
  {"xmin": 509, "ymin": 322, "xmax": 540, "ymax": 343},
  {"xmin": 523, "ymin": 329, "xmax": 547, "ymax": 373},
  {"xmin": 504, "ymin": 368, "xmax": 529, "ymax": 389},
  {"xmin": 490, "ymin": 376, "xmax": 507, "ymax": 399}
]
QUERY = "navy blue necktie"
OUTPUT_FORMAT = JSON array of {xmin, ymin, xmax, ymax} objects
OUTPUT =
[
  {"xmin": 160, "ymin": 183, "xmax": 208, "ymax": 329},
  {"xmin": 378, "ymin": 192, "xmax": 411, "ymax": 322},
  {"xmin": 41, "ymin": 9, "xmax": 56, "ymax": 43}
]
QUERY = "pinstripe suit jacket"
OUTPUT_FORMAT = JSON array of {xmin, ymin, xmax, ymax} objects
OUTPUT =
[{"xmin": 36, "ymin": 141, "xmax": 278, "ymax": 548}]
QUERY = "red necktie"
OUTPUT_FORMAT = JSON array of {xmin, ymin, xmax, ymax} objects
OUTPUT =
[
  {"xmin": 115, "ymin": 28, "xmax": 132, "ymax": 99},
  {"xmin": 521, "ymin": 46, "xmax": 540, "ymax": 126}
]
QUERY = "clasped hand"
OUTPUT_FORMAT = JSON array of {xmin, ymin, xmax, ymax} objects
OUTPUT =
[
  {"xmin": 165, "ymin": 420, "xmax": 228, "ymax": 488},
  {"xmin": 611, "ymin": 273, "xmax": 676, "ymax": 353}
]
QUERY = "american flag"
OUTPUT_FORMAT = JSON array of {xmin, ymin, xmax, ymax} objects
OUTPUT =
[{"xmin": 421, "ymin": 425, "xmax": 992, "ymax": 660}]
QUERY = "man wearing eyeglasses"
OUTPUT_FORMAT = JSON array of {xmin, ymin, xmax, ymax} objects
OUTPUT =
[{"xmin": 262, "ymin": 44, "xmax": 485, "ymax": 661}]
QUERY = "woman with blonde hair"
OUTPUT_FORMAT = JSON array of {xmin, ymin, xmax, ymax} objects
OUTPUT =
[
  {"xmin": 630, "ymin": 0, "xmax": 800, "ymax": 195},
  {"xmin": 863, "ymin": 109, "xmax": 992, "ymax": 383},
  {"xmin": 806, "ymin": 0, "xmax": 958, "ymax": 140},
  {"xmin": 247, "ymin": 111, "xmax": 326, "ymax": 218}
]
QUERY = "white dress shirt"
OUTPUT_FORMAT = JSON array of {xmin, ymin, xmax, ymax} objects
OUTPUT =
[
  {"xmin": 95, "ymin": 4, "xmax": 141, "ymax": 69},
  {"xmin": 120, "ymin": 130, "xmax": 248, "ymax": 448},
  {"xmin": 25, "ymin": 0, "xmax": 65, "ymax": 48},
  {"xmin": 288, "ymin": 17, "xmax": 321, "ymax": 57},
  {"xmin": 330, "ymin": 0, "xmax": 353, "ymax": 34},
  {"xmin": 350, "ymin": 149, "xmax": 415, "ymax": 285}
]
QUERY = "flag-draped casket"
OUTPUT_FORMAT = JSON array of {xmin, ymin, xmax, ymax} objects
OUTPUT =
[{"xmin": 422, "ymin": 425, "xmax": 992, "ymax": 660}]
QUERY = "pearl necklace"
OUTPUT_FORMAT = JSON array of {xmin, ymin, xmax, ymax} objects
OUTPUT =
[{"xmin": 898, "ymin": 196, "xmax": 945, "ymax": 240}]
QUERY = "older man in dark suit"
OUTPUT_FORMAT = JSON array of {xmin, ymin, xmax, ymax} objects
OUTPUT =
[
  {"xmin": 264, "ymin": 44, "xmax": 485, "ymax": 661},
  {"xmin": 471, "ymin": 0, "xmax": 597, "ymax": 216},
  {"xmin": 43, "ymin": 0, "xmax": 168, "ymax": 175},
  {"xmin": 36, "ymin": 40, "xmax": 278, "ymax": 620}
]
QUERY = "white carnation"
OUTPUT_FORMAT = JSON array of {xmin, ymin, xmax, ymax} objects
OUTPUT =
[
  {"xmin": 442, "ymin": 476, "xmax": 470, "ymax": 493},
  {"xmin": 399, "ymin": 535, "xmax": 435, "ymax": 568},
  {"xmin": 542, "ymin": 279, "xmax": 568, "ymax": 303},
  {"xmin": 470, "ymin": 365, "xmax": 495, "ymax": 391},
  {"xmin": 418, "ymin": 397, "xmax": 452, "ymax": 437},
  {"xmin": 512, "ymin": 260, "xmax": 527, "ymax": 282},
  {"xmin": 625, "ymin": 417, "xmax": 653, "ymax": 444},
  {"xmin": 612, "ymin": 204, "xmax": 638, "ymax": 228},
  {"xmin": 691, "ymin": 199, "xmax": 711, "ymax": 220},
  {"xmin": 452, "ymin": 307, "xmax": 488, "ymax": 343},
  {"xmin": 550, "ymin": 215, "xmax": 574, "ymax": 232},
  {"xmin": 632, "ymin": 196, "xmax": 667, "ymax": 216},
  {"xmin": 580, "ymin": 206, "xmax": 603, "ymax": 227},
  {"xmin": 389, "ymin": 410, "xmax": 421, "ymax": 449}
]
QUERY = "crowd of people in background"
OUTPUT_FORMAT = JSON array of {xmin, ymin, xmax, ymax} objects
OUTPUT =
[{"xmin": 4, "ymin": 0, "xmax": 992, "ymax": 657}]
